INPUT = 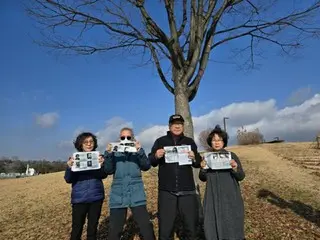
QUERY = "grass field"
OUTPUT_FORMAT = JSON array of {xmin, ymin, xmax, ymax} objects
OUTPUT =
[{"xmin": 0, "ymin": 142, "xmax": 319, "ymax": 240}]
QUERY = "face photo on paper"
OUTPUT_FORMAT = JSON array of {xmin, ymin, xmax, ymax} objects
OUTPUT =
[
  {"xmin": 177, "ymin": 146, "xmax": 190, "ymax": 153},
  {"xmin": 218, "ymin": 152, "xmax": 230, "ymax": 159},
  {"xmin": 211, "ymin": 152, "xmax": 219, "ymax": 159}
]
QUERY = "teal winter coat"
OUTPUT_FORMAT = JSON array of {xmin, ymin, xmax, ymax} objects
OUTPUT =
[{"xmin": 104, "ymin": 148, "xmax": 151, "ymax": 209}]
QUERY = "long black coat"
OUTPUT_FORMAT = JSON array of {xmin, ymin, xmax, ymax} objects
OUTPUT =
[{"xmin": 199, "ymin": 150, "xmax": 245, "ymax": 240}]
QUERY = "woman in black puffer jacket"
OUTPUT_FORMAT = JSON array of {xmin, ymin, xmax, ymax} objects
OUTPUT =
[{"xmin": 64, "ymin": 132, "xmax": 108, "ymax": 240}]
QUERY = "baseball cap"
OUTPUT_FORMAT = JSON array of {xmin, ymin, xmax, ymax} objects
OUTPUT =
[{"xmin": 169, "ymin": 114, "xmax": 185, "ymax": 124}]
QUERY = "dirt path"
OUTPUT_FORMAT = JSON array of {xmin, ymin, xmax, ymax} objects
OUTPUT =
[{"xmin": 230, "ymin": 145, "xmax": 320, "ymax": 201}]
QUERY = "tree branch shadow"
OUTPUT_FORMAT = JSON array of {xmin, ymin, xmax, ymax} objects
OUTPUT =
[
  {"xmin": 97, "ymin": 195, "xmax": 205, "ymax": 240},
  {"xmin": 174, "ymin": 192, "xmax": 205, "ymax": 240},
  {"xmin": 97, "ymin": 211, "xmax": 157, "ymax": 240},
  {"xmin": 257, "ymin": 189, "xmax": 320, "ymax": 227}
]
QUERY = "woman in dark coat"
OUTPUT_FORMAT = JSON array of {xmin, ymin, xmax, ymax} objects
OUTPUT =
[
  {"xmin": 64, "ymin": 132, "xmax": 108, "ymax": 240},
  {"xmin": 199, "ymin": 126, "xmax": 245, "ymax": 240}
]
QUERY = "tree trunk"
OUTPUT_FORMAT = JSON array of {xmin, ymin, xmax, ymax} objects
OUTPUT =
[
  {"xmin": 174, "ymin": 88, "xmax": 194, "ymax": 137},
  {"xmin": 174, "ymin": 88, "xmax": 200, "ymax": 188},
  {"xmin": 174, "ymin": 86, "xmax": 204, "ymax": 224}
]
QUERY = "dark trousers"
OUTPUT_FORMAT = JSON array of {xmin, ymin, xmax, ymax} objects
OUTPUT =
[
  {"xmin": 109, "ymin": 205, "xmax": 155, "ymax": 240},
  {"xmin": 70, "ymin": 200, "xmax": 103, "ymax": 240},
  {"xmin": 158, "ymin": 190, "xmax": 198, "ymax": 240}
]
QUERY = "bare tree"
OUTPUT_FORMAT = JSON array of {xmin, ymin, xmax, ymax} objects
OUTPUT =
[
  {"xmin": 198, "ymin": 128, "xmax": 213, "ymax": 151},
  {"xmin": 237, "ymin": 126, "xmax": 264, "ymax": 145},
  {"xmin": 27, "ymin": 0, "xmax": 320, "ymax": 190}
]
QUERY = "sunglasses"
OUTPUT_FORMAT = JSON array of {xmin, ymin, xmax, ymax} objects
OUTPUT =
[{"xmin": 120, "ymin": 136, "xmax": 132, "ymax": 141}]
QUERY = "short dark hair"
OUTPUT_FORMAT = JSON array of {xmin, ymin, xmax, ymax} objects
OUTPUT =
[
  {"xmin": 73, "ymin": 132, "xmax": 98, "ymax": 152},
  {"xmin": 207, "ymin": 125, "xmax": 229, "ymax": 148}
]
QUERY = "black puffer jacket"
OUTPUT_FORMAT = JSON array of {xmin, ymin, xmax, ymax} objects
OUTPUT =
[{"xmin": 148, "ymin": 131, "xmax": 201, "ymax": 192}]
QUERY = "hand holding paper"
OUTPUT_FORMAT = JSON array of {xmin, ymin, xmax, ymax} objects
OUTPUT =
[
  {"xmin": 155, "ymin": 149, "xmax": 165, "ymax": 159},
  {"xmin": 67, "ymin": 157, "xmax": 74, "ymax": 168},
  {"xmin": 230, "ymin": 159, "xmax": 238, "ymax": 171},
  {"xmin": 188, "ymin": 150, "xmax": 195, "ymax": 160},
  {"xmin": 106, "ymin": 143, "xmax": 113, "ymax": 153},
  {"xmin": 135, "ymin": 141, "xmax": 141, "ymax": 151}
]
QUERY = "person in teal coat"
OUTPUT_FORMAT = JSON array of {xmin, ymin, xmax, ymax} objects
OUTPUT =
[{"xmin": 104, "ymin": 127, "xmax": 155, "ymax": 240}]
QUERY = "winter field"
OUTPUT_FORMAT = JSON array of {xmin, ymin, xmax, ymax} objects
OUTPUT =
[{"xmin": 0, "ymin": 142, "xmax": 319, "ymax": 240}]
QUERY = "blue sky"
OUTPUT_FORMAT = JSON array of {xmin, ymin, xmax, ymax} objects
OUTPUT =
[{"xmin": 1, "ymin": 1, "xmax": 319, "ymax": 161}]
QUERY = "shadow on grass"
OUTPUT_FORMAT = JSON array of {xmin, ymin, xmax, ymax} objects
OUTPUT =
[
  {"xmin": 97, "ymin": 190, "xmax": 205, "ymax": 240},
  {"xmin": 97, "ymin": 211, "xmax": 205, "ymax": 240},
  {"xmin": 257, "ymin": 189, "xmax": 320, "ymax": 227},
  {"xmin": 97, "ymin": 211, "xmax": 157, "ymax": 240}
]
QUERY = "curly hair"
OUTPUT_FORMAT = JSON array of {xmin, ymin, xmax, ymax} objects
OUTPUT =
[
  {"xmin": 73, "ymin": 132, "xmax": 98, "ymax": 152},
  {"xmin": 206, "ymin": 125, "xmax": 229, "ymax": 148}
]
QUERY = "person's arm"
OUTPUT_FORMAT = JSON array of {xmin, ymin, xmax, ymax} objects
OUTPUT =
[
  {"xmin": 96, "ymin": 165, "xmax": 109, "ymax": 179},
  {"xmin": 103, "ymin": 151, "xmax": 116, "ymax": 174},
  {"xmin": 199, "ymin": 169, "xmax": 207, "ymax": 182},
  {"xmin": 148, "ymin": 139, "xmax": 162, "ymax": 167},
  {"xmin": 190, "ymin": 140, "xmax": 201, "ymax": 168},
  {"xmin": 64, "ymin": 167, "xmax": 75, "ymax": 184},
  {"xmin": 136, "ymin": 148, "xmax": 151, "ymax": 171},
  {"xmin": 230, "ymin": 152, "xmax": 245, "ymax": 181}
]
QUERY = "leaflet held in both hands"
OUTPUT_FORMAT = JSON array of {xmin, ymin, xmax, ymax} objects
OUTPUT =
[
  {"xmin": 110, "ymin": 140, "xmax": 137, "ymax": 153},
  {"xmin": 71, "ymin": 151, "xmax": 101, "ymax": 172},
  {"xmin": 164, "ymin": 145, "xmax": 192, "ymax": 165},
  {"xmin": 203, "ymin": 151, "xmax": 232, "ymax": 170}
]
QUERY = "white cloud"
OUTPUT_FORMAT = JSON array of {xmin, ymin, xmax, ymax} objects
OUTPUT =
[
  {"xmin": 95, "ymin": 117, "xmax": 133, "ymax": 148},
  {"xmin": 61, "ymin": 94, "xmax": 320, "ymax": 153},
  {"xmin": 136, "ymin": 125, "xmax": 168, "ymax": 148},
  {"xmin": 287, "ymin": 86, "xmax": 313, "ymax": 106},
  {"xmin": 35, "ymin": 112, "xmax": 59, "ymax": 128}
]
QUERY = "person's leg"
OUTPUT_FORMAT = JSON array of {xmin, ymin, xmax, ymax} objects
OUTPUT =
[
  {"xmin": 86, "ymin": 200, "xmax": 103, "ymax": 240},
  {"xmin": 108, "ymin": 208, "xmax": 127, "ymax": 240},
  {"xmin": 158, "ymin": 191, "xmax": 178, "ymax": 240},
  {"xmin": 131, "ymin": 205, "xmax": 155, "ymax": 240},
  {"xmin": 70, "ymin": 203, "xmax": 89, "ymax": 240},
  {"xmin": 178, "ymin": 194, "xmax": 198, "ymax": 240}
]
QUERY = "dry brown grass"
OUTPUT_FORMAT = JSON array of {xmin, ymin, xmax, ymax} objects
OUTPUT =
[{"xmin": 1, "ymin": 143, "xmax": 319, "ymax": 240}]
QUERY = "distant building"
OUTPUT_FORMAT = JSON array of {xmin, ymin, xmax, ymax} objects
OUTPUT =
[{"xmin": 26, "ymin": 164, "xmax": 35, "ymax": 176}]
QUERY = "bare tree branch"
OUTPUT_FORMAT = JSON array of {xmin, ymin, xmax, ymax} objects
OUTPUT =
[
  {"xmin": 147, "ymin": 42, "xmax": 175, "ymax": 94},
  {"xmin": 177, "ymin": 0, "xmax": 188, "ymax": 36},
  {"xmin": 27, "ymin": 0, "xmax": 320, "ymax": 102},
  {"xmin": 212, "ymin": 2, "xmax": 320, "ymax": 49},
  {"xmin": 187, "ymin": 0, "xmax": 233, "ymax": 93}
]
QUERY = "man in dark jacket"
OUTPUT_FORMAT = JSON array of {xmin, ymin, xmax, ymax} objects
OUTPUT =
[{"xmin": 148, "ymin": 114, "xmax": 201, "ymax": 240}]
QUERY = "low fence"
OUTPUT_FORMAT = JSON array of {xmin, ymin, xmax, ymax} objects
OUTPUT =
[{"xmin": 0, "ymin": 173, "xmax": 32, "ymax": 179}]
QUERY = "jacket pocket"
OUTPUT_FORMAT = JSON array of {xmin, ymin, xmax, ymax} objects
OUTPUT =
[
  {"xmin": 110, "ymin": 184, "xmax": 123, "ymax": 205},
  {"xmin": 130, "ymin": 183, "xmax": 146, "ymax": 206}
]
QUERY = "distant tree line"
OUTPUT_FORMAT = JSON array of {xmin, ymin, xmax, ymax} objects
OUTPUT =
[{"xmin": 0, "ymin": 156, "xmax": 67, "ymax": 174}]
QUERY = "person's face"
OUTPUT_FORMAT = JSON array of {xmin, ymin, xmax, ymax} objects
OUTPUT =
[
  {"xmin": 120, "ymin": 130, "xmax": 133, "ymax": 141},
  {"xmin": 82, "ymin": 136, "xmax": 94, "ymax": 152},
  {"xmin": 169, "ymin": 121, "xmax": 184, "ymax": 136},
  {"xmin": 211, "ymin": 134, "xmax": 224, "ymax": 151}
]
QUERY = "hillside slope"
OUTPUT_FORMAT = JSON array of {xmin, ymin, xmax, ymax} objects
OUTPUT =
[{"xmin": 0, "ymin": 143, "xmax": 319, "ymax": 240}]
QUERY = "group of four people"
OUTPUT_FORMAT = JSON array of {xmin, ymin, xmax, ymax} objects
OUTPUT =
[{"xmin": 64, "ymin": 114, "xmax": 245, "ymax": 240}]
